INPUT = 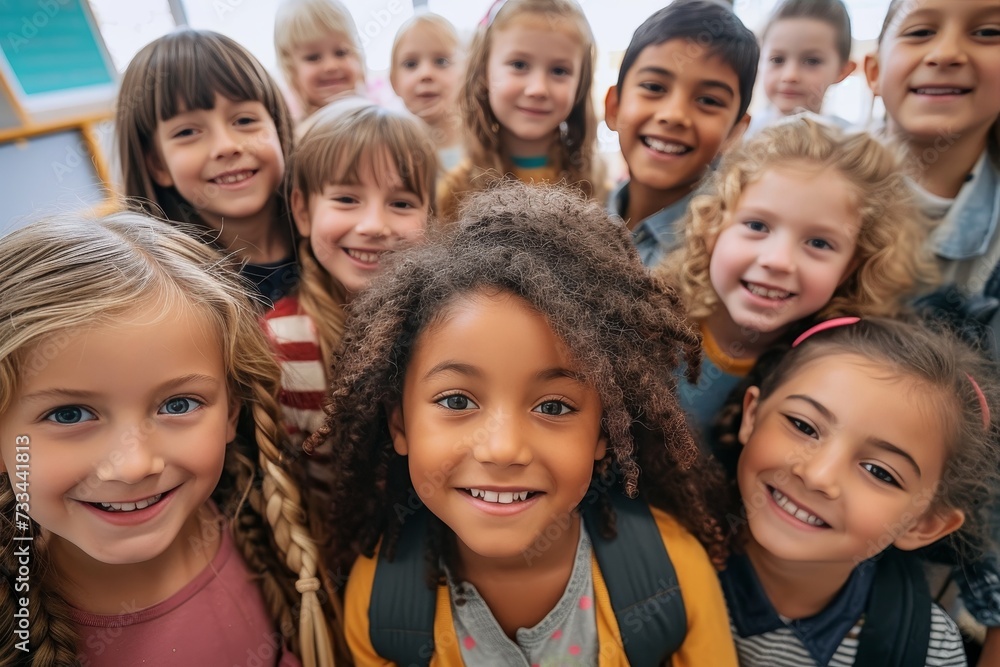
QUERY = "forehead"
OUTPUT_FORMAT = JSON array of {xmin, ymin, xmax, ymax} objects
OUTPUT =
[
  {"xmin": 763, "ymin": 18, "xmax": 841, "ymax": 52},
  {"xmin": 494, "ymin": 12, "xmax": 584, "ymax": 44},
  {"xmin": 397, "ymin": 22, "xmax": 457, "ymax": 52},
  {"xmin": 626, "ymin": 38, "xmax": 740, "ymax": 87}
]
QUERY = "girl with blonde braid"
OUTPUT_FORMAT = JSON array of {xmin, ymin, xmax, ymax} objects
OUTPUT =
[{"xmin": 0, "ymin": 212, "xmax": 338, "ymax": 666}]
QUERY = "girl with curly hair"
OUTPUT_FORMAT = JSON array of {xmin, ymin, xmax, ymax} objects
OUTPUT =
[
  {"xmin": 0, "ymin": 212, "xmax": 338, "ymax": 666},
  {"xmin": 656, "ymin": 116, "xmax": 937, "ymax": 440},
  {"xmin": 306, "ymin": 182, "xmax": 737, "ymax": 665},
  {"xmin": 435, "ymin": 0, "xmax": 603, "ymax": 223}
]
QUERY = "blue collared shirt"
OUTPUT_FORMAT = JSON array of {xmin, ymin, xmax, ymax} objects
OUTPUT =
[{"xmin": 606, "ymin": 180, "xmax": 693, "ymax": 268}]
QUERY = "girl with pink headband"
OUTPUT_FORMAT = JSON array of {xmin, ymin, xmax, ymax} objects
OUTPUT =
[{"xmin": 716, "ymin": 316, "xmax": 998, "ymax": 666}]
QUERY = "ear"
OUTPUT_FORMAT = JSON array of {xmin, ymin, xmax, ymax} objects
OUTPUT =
[
  {"xmin": 226, "ymin": 398, "xmax": 240, "ymax": 444},
  {"xmin": 389, "ymin": 404, "xmax": 408, "ymax": 456},
  {"xmin": 893, "ymin": 506, "xmax": 965, "ymax": 552},
  {"xmin": 835, "ymin": 59, "xmax": 857, "ymax": 84},
  {"xmin": 737, "ymin": 386, "xmax": 761, "ymax": 447},
  {"xmin": 721, "ymin": 114, "xmax": 750, "ymax": 154},
  {"xmin": 145, "ymin": 147, "xmax": 174, "ymax": 188},
  {"xmin": 594, "ymin": 430, "xmax": 608, "ymax": 462},
  {"xmin": 604, "ymin": 85, "xmax": 620, "ymax": 132},
  {"xmin": 863, "ymin": 52, "xmax": 881, "ymax": 96},
  {"xmin": 291, "ymin": 188, "xmax": 312, "ymax": 238}
]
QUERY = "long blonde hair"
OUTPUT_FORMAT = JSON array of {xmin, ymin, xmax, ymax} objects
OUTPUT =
[
  {"xmin": 290, "ymin": 102, "xmax": 438, "ymax": 368},
  {"xmin": 0, "ymin": 212, "xmax": 338, "ymax": 666},
  {"xmin": 454, "ymin": 0, "xmax": 597, "ymax": 198},
  {"xmin": 659, "ymin": 116, "xmax": 937, "ymax": 322},
  {"xmin": 115, "ymin": 29, "xmax": 294, "ymax": 232}
]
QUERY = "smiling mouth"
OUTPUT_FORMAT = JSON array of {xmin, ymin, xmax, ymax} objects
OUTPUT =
[
  {"xmin": 463, "ymin": 488, "xmax": 539, "ymax": 504},
  {"xmin": 742, "ymin": 281, "xmax": 794, "ymax": 300},
  {"xmin": 912, "ymin": 87, "xmax": 970, "ymax": 96},
  {"xmin": 642, "ymin": 137, "xmax": 691, "ymax": 155},
  {"xmin": 769, "ymin": 486, "xmax": 828, "ymax": 527},
  {"xmin": 212, "ymin": 170, "xmax": 255, "ymax": 185},
  {"xmin": 90, "ymin": 493, "xmax": 165, "ymax": 513},
  {"xmin": 345, "ymin": 248, "xmax": 383, "ymax": 264}
]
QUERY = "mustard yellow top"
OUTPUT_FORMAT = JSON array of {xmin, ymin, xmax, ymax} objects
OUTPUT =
[
  {"xmin": 700, "ymin": 324, "xmax": 757, "ymax": 377},
  {"xmin": 435, "ymin": 159, "xmax": 564, "ymax": 224},
  {"xmin": 344, "ymin": 507, "xmax": 737, "ymax": 667}
]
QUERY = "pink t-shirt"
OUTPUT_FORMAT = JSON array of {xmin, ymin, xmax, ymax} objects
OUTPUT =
[{"xmin": 70, "ymin": 523, "xmax": 300, "ymax": 667}]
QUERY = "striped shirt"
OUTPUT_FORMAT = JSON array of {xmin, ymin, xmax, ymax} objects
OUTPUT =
[
  {"xmin": 261, "ymin": 294, "xmax": 327, "ymax": 442},
  {"xmin": 731, "ymin": 605, "xmax": 966, "ymax": 667}
]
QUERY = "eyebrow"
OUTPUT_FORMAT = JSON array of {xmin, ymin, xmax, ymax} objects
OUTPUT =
[
  {"xmin": 423, "ymin": 361, "xmax": 482, "ymax": 381},
  {"xmin": 786, "ymin": 395, "xmax": 922, "ymax": 478},
  {"xmin": 635, "ymin": 66, "xmax": 735, "ymax": 96},
  {"xmin": 536, "ymin": 367, "xmax": 587, "ymax": 384},
  {"xmin": 21, "ymin": 374, "xmax": 222, "ymax": 403}
]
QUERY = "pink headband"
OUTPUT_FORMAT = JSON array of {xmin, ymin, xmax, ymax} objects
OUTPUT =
[{"xmin": 792, "ymin": 317, "xmax": 991, "ymax": 429}]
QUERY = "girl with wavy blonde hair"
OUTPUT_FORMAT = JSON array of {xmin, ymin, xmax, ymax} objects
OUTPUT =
[
  {"xmin": 0, "ymin": 212, "xmax": 339, "ymax": 666},
  {"xmin": 435, "ymin": 0, "xmax": 601, "ymax": 223},
  {"xmin": 657, "ymin": 116, "xmax": 937, "ymax": 439}
]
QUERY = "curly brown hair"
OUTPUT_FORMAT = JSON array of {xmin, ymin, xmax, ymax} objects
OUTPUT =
[
  {"xmin": 658, "ymin": 116, "xmax": 937, "ymax": 323},
  {"xmin": 306, "ymin": 181, "xmax": 731, "ymax": 581}
]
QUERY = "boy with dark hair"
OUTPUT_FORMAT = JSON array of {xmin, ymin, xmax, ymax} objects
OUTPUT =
[{"xmin": 605, "ymin": 0, "xmax": 758, "ymax": 266}]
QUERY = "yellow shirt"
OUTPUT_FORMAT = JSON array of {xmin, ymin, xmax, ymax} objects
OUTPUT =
[{"xmin": 344, "ymin": 507, "xmax": 737, "ymax": 667}]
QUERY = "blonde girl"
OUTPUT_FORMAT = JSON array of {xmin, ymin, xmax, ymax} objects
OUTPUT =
[
  {"xmin": 275, "ymin": 0, "xmax": 366, "ymax": 121},
  {"xmin": 390, "ymin": 13, "xmax": 465, "ymax": 171},
  {"xmin": 262, "ymin": 101, "xmax": 437, "ymax": 443},
  {"xmin": 436, "ymin": 0, "xmax": 601, "ymax": 223},
  {"xmin": 865, "ymin": 0, "xmax": 1000, "ymax": 300},
  {"xmin": 0, "ymin": 212, "xmax": 337, "ymax": 666},
  {"xmin": 116, "ymin": 29, "xmax": 297, "ymax": 304},
  {"xmin": 658, "ymin": 116, "xmax": 936, "ymax": 439}
]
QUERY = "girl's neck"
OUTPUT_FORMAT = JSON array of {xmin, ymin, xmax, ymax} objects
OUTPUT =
[
  {"xmin": 202, "ymin": 197, "xmax": 292, "ymax": 264},
  {"xmin": 893, "ymin": 121, "xmax": 990, "ymax": 199},
  {"xmin": 454, "ymin": 513, "xmax": 582, "ymax": 638},
  {"xmin": 49, "ymin": 504, "xmax": 222, "ymax": 614},
  {"xmin": 428, "ymin": 112, "xmax": 462, "ymax": 150},
  {"xmin": 744, "ymin": 534, "xmax": 855, "ymax": 620},
  {"xmin": 703, "ymin": 308, "xmax": 784, "ymax": 361},
  {"xmin": 501, "ymin": 127, "xmax": 556, "ymax": 162}
]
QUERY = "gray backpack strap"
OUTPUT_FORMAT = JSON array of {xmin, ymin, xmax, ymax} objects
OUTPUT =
[
  {"xmin": 583, "ymin": 492, "xmax": 687, "ymax": 666},
  {"xmin": 369, "ymin": 510, "xmax": 435, "ymax": 666}
]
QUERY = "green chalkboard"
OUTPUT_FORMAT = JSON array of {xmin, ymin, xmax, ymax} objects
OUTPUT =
[{"xmin": 0, "ymin": 0, "xmax": 114, "ymax": 96}]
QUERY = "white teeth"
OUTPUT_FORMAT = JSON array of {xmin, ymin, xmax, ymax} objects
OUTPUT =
[
  {"xmin": 770, "ymin": 488, "xmax": 827, "ymax": 527},
  {"xmin": 745, "ymin": 283, "xmax": 792, "ymax": 299},
  {"xmin": 346, "ymin": 249, "xmax": 382, "ymax": 264},
  {"xmin": 915, "ymin": 87, "xmax": 965, "ymax": 95},
  {"xmin": 98, "ymin": 493, "xmax": 163, "ymax": 513},
  {"xmin": 643, "ymin": 137, "xmax": 689, "ymax": 154},
  {"xmin": 214, "ymin": 171, "xmax": 253, "ymax": 184},
  {"xmin": 468, "ymin": 488, "xmax": 531, "ymax": 503}
]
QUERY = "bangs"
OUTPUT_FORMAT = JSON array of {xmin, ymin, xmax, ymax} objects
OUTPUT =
[
  {"xmin": 294, "ymin": 106, "xmax": 436, "ymax": 206},
  {"xmin": 150, "ymin": 31, "xmax": 277, "ymax": 121}
]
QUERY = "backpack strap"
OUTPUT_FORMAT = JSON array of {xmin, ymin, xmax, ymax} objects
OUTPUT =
[
  {"xmin": 582, "ymin": 492, "xmax": 687, "ymax": 666},
  {"xmin": 854, "ymin": 549, "xmax": 931, "ymax": 667},
  {"xmin": 369, "ymin": 510, "xmax": 436, "ymax": 666}
]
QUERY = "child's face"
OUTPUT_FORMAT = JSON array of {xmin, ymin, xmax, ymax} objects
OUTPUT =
[
  {"xmin": 865, "ymin": 0, "xmax": 1000, "ymax": 142},
  {"xmin": 761, "ymin": 18, "xmax": 855, "ymax": 116},
  {"xmin": 391, "ymin": 26, "xmax": 461, "ymax": 127},
  {"xmin": 292, "ymin": 157, "xmax": 428, "ymax": 297},
  {"xmin": 708, "ymin": 165, "xmax": 859, "ymax": 337},
  {"xmin": 291, "ymin": 33, "xmax": 363, "ymax": 109},
  {"xmin": 148, "ymin": 94, "xmax": 285, "ymax": 231},
  {"xmin": 605, "ymin": 39, "xmax": 746, "ymax": 198},
  {"xmin": 737, "ymin": 354, "xmax": 963, "ymax": 564},
  {"xmin": 486, "ymin": 15, "xmax": 585, "ymax": 157},
  {"xmin": 0, "ymin": 304, "xmax": 237, "ymax": 569},
  {"xmin": 390, "ymin": 291, "xmax": 607, "ymax": 564}
]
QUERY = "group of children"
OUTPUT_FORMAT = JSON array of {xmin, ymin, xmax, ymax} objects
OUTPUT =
[{"xmin": 1, "ymin": 0, "xmax": 999, "ymax": 664}]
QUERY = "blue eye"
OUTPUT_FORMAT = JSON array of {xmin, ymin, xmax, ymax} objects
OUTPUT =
[
  {"xmin": 45, "ymin": 405, "xmax": 95, "ymax": 425},
  {"xmin": 534, "ymin": 400, "xmax": 573, "ymax": 416},
  {"xmin": 807, "ymin": 238, "xmax": 834, "ymax": 250},
  {"xmin": 160, "ymin": 397, "xmax": 201, "ymax": 415},
  {"xmin": 437, "ymin": 394, "xmax": 478, "ymax": 410},
  {"xmin": 745, "ymin": 220, "xmax": 768, "ymax": 233}
]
